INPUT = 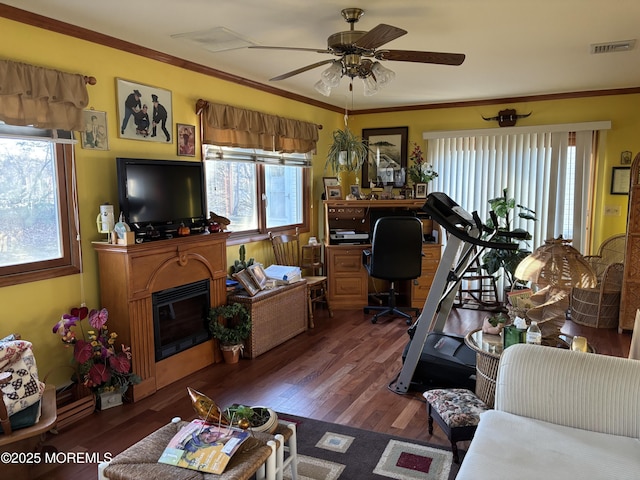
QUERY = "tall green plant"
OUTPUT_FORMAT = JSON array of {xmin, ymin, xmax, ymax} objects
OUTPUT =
[{"xmin": 481, "ymin": 188, "xmax": 537, "ymax": 288}]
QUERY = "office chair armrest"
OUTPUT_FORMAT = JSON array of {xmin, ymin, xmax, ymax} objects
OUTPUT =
[{"xmin": 362, "ymin": 249, "xmax": 372, "ymax": 267}]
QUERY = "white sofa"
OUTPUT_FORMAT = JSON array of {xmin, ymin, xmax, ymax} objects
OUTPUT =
[{"xmin": 457, "ymin": 343, "xmax": 640, "ymax": 480}]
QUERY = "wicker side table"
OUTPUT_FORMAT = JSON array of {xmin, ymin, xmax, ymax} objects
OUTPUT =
[
  {"xmin": 228, "ymin": 281, "xmax": 308, "ymax": 358},
  {"xmin": 464, "ymin": 329, "xmax": 502, "ymax": 408}
]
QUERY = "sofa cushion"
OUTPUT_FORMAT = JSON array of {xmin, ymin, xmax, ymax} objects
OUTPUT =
[{"xmin": 457, "ymin": 410, "xmax": 640, "ymax": 480}]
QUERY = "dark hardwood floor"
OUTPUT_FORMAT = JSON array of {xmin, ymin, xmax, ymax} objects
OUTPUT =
[{"xmin": 31, "ymin": 306, "xmax": 631, "ymax": 480}]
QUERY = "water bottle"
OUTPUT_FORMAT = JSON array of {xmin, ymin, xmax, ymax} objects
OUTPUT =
[{"xmin": 526, "ymin": 321, "xmax": 542, "ymax": 345}]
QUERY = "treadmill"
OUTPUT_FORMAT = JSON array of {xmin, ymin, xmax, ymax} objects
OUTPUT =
[{"xmin": 394, "ymin": 192, "xmax": 520, "ymax": 393}]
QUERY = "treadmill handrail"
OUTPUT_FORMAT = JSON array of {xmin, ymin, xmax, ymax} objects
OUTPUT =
[{"xmin": 423, "ymin": 192, "xmax": 519, "ymax": 250}]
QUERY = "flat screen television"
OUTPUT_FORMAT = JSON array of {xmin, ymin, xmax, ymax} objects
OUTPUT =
[{"xmin": 116, "ymin": 158, "xmax": 206, "ymax": 239}]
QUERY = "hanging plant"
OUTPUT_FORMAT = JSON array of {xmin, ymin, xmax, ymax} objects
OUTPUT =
[{"xmin": 325, "ymin": 128, "xmax": 370, "ymax": 173}]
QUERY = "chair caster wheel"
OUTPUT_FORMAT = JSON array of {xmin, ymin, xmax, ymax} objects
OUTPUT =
[{"xmin": 371, "ymin": 318, "xmax": 378, "ymax": 324}]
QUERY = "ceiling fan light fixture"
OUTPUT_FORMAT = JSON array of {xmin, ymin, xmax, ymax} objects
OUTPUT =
[
  {"xmin": 314, "ymin": 79, "xmax": 332, "ymax": 96},
  {"xmin": 320, "ymin": 61, "xmax": 343, "ymax": 88},
  {"xmin": 362, "ymin": 75, "xmax": 379, "ymax": 96},
  {"xmin": 371, "ymin": 62, "xmax": 395, "ymax": 88}
]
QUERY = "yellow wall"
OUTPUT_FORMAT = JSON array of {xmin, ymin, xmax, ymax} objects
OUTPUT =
[{"xmin": 2, "ymin": 16, "xmax": 639, "ymax": 385}]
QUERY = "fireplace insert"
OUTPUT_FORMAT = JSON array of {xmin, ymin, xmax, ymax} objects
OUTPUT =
[{"xmin": 152, "ymin": 279, "xmax": 211, "ymax": 361}]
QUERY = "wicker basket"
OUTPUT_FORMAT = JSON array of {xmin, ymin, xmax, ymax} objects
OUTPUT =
[
  {"xmin": 571, "ymin": 287, "xmax": 621, "ymax": 328},
  {"xmin": 228, "ymin": 280, "xmax": 307, "ymax": 358}
]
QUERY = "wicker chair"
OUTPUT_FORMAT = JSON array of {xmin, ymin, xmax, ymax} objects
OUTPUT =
[
  {"xmin": 570, "ymin": 235, "xmax": 626, "ymax": 328},
  {"xmin": 268, "ymin": 228, "xmax": 333, "ymax": 328}
]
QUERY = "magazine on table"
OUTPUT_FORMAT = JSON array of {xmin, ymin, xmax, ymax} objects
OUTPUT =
[{"xmin": 158, "ymin": 419, "xmax": 250, "ymax": 474}]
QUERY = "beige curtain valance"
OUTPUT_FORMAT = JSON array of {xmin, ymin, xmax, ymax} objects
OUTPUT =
[
  {"xmin": 0, "ymin": 60, "xmax": 89, "ymax": 131},
  {"xmin": 197, "ymin": 99, "xmax": 319, "ymax": 154}
]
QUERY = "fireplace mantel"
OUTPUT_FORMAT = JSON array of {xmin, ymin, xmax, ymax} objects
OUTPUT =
[{"xmin": 94, "ymin": 233, "xmax": 229, "ymax": 401}]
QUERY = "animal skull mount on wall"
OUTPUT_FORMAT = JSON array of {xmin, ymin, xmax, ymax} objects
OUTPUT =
[{"xmin": 482, "ymin": 109, "xmax": 532, "ymax": 127}]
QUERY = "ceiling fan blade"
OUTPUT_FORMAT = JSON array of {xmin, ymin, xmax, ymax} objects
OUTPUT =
[
  {"xmin": 376, "ymin": 50, "xmax": 465, "ymax": 66},
  {"xmin": 249, "ymin": 45, "xmax": 330, "ymax": 54},
  {"xmin": 355, "ymin": 24, "xmax": 407, "ymax": 50},
  {"xmin": 270, "ymin": 59, "xmax": 335, "ymax": 81}
]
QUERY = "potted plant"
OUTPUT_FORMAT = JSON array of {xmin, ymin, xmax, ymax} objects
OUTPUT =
[
  {"xmin": 207, "ymin": 303, "xmax": 252, "ymax": 363},
  {"xmin": 407, "ymin": 142, "xmax": 438, "ymax": 187},
  {"xmin": 481, "ymin": 188, "xmax": 537, "ymax": 292},
  {"xmin": 52, "ymin": 306, "xmax": 141, "ymax": 410},
  {"xmin": 230, "ymin": 244, "xmax": 254, "ymax": 275},
  {"xmin": 223, "ymin": 404, "xmax": 279, "ymax": 433}
]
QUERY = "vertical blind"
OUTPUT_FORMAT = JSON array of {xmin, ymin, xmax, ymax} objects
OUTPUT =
[{"xmin": 424, "ymin": 121, "xmax": 610, "ymax": 255}]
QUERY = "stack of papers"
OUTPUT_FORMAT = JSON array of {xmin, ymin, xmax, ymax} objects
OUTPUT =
[{"xmin": 264, "ymin": 264, "xmax": 302, "ymax": 284}]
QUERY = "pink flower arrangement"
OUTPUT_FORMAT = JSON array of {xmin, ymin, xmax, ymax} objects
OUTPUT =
[
  {"xmin": 407, "ymin": 142, "xmax": 438, "ymax": 184},
  {"xmin": 53, "ymin": 306, "xmax": 140, "ymax": 393}
]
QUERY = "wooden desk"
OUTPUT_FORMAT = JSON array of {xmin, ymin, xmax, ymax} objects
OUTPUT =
[{"xmin": 323, "ymin": 199, "xmax": 441, "ymax": 309}]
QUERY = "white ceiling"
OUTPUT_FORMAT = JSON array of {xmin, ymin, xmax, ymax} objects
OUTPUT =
[{"xmin": 5, "ymin": 0, "xmax": 640, "ymax": 111}]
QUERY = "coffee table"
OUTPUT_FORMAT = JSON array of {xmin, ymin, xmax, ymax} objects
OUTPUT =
[{"xmin": 98, "ymin": 420, "xmax": 278, "ymax": 480}]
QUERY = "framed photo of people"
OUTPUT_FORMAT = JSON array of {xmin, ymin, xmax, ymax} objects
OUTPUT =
[
  {"xmin": 177, "ymin": 123, "xmax": 196, "ymax": 156},
  {"xmin": 80, "ymin": 109, "xmax": 109, "ymax": 150},
  {"xmin": 116, "ymin": 78, "xmax": 173, "ymax": 143}
]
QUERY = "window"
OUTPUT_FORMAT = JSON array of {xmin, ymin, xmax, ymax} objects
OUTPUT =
[
  {"xmin": 425, "ymin": 122, "xmax": 610, "ymax": 255},
  {"xmin": 203, "ymin": 145, "xmax": 310, "ymax": 241},
  {"xmin": 0, "ymin": 126, "xmax": 80, "ymax": 287}
]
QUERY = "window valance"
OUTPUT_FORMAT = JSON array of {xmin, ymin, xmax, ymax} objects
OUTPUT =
[
  {"xmin": 196, "ymin": 99, "xmax": 319, "ymax": 154},
  {"xmin": 0, "ymin": 60, "xmax": 89, "ymax": 131}
]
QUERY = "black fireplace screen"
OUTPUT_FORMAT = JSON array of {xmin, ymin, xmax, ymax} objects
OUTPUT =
[{"xmin": 152, "ymin": 279, "xmax": 211, "ymax": 361}]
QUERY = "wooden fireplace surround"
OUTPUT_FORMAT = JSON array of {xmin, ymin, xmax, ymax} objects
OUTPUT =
[{"xmin": 93, "ymin": 233, "xmax": 229, "ymax": 401}]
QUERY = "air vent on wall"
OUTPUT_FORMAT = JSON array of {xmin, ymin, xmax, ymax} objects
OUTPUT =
[{"xmin": 590, "ymin": 39, "xmax": 636, "ymax": 54}]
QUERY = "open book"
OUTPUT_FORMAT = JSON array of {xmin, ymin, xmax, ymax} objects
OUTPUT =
[{"xmin": 158, "ymin": 419, "xmax": 250, "ymax": 474}]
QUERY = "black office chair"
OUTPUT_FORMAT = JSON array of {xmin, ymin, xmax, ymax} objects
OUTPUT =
[{"xmin": 363, "ymin": 216, "xmax": 423, "ymax": 324}]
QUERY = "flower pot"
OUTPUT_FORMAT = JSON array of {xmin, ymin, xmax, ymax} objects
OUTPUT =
[
  {"xmin": 220, "ymin": 344, "xmax": 242, "ymax": 364},
  {"xmin": 97, "ymin": 388, "xmax": 123, "ymax": 410},
  {"xmin": 249, "ymin": 406, "xmax": 278, "ymax": 434}
]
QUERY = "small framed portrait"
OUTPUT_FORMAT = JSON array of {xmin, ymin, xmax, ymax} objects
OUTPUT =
[
  {"xmin": 323, "ymin": 176, "xmax": 339, "ymax": 188},
  {"xmin": 81, "ymin": 109, "xmax": 109, "ymax": 150},
  {"xmin": 621, "ymin": 151, "xmax": 633, "ymax": 165},
  {"xmin": 177, "ymin": 123, "xmax": 196, "ymax": 156},
  {"xmin": 116, "ymin": 78, "xmax": 172, "ymax": 143},
  {"xmin": 233, "ymin": 269, "xmax": 260, "ymax": 296},
  {"xmin": 349, "ymin": 185, "xmax": 361, "ymax": 199},
  {"xmin": 415, "ymin": 183, "xmax": 428, "ymax": 199},
  {"xmin": 326, "ymin": 185, "xmax": 342, "ymax": 200}
]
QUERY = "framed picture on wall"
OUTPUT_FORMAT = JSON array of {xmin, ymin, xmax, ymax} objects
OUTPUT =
[
  {"xmin": 611, "ymin": 167, "xmax": 631, "ymax": 195},
  {"xmin": 80, "ymin": 109, "xmax": 109, "ymax": 150},
  {"xmin": 361, "ymin": 127, "xmax": 408, "ymax": 188},
  {"xmin": 177, "ymin": 123, "xmax": 196, "ymax": 156},
  {"xmin": 116, "ymin": 78, "xmax": 173, "ymax": 143}
]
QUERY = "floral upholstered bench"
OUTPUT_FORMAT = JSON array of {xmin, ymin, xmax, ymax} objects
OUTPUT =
[{"xmin": 423, "ymin": 388, "xmax": 489, "ymax": 463}]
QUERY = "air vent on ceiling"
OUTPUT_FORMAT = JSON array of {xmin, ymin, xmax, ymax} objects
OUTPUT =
[
  {"xmin": 171, "ymin": 27, "xmax": 256, "ymax": 53},
  {"xmin": 590, "ymin": 39, "xmax": 636, "ymax": 54}
]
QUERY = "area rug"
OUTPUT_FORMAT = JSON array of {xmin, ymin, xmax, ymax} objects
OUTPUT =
[{"xmin": 278, "ymin": 414, "xmax": 461, "ymax": 480}]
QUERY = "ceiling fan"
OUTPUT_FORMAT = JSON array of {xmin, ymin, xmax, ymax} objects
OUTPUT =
[{"xmin": 249, "ymin": 7, "xmax": 465, "ymax": 95}]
